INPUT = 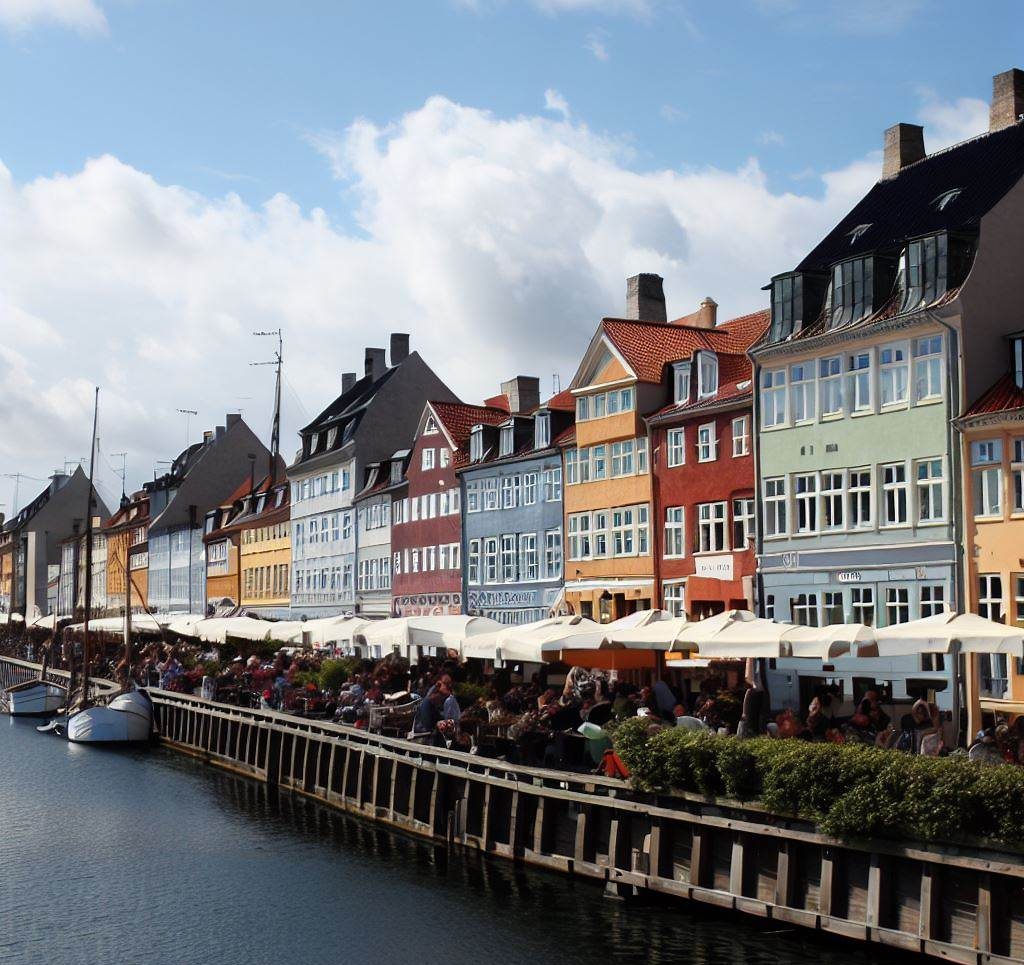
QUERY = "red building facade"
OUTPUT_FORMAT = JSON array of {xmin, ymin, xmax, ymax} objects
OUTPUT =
[
  {"xmin": 390, "ymin": 400, "xmax": 507, "ymax": 616},
  {"xmin": 648, "ymin": 311, "xmax": 768, "ymax": 618}
]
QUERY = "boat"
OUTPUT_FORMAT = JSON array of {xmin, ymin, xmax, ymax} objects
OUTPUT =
[
  {"xmin": 66, "ymin": 689, "xmax": 153, "ymax": 743},
  {"xmin": 4, "ymin": 677, "xmax": 68, "ymax": 717}
]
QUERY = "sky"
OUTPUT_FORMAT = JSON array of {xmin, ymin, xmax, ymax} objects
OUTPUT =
[{"xmin": 0, "ymin": 0, "xmax": 1021, "ymax": 512}]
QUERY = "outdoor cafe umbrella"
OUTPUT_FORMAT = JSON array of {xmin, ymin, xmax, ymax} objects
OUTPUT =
[
  {"xmin": 358, "ymin": 615, "xmax": 502, "ymax": 659},
  {"xmin": 778, "ymin": 622, "xmax": 876, "ymax": 660},
  {"xmin": 603, "ymin": 612, "xmax": 690, "ymax": 651},
  {"xmin": 555, "ymin": 610, "xmax": 675, "ymax": 670},
  {"xmin": 459, "ymin": 616, "xmax": 590, "ymax": 661},
  {"xmin": 872, "ymin": 611, "xmax": 1024, "ymax": 656},
  {"xmin": 670, "ymin": 609, "xmax": 786, "ymax": 658}
]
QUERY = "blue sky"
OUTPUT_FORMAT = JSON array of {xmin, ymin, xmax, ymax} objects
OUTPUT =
[{"xmin": 0, "ymin": 0, "xmax": 1021, "ymax": 505}]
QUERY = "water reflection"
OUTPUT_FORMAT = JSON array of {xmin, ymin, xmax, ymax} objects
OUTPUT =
[{"xmin": 0, "ymin": 718, "xmax": 916, "ymax": 965}]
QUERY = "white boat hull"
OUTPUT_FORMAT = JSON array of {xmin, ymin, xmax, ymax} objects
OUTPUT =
[
  {"xmin": 67, "ymin": 691, "xmax": 153, "ymax": 744},
  {"xmin": 4, "ymin": 680, "xmax": 67, "ymax": 717}
]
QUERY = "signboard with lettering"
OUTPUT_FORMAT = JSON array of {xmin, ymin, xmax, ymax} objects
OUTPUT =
[
  {"xmin": 836, "ymin": 570, "xmax": 862, "ymax": 583},
  {"xmin": 694, "ymin": 554, "xmax": 734, "ymax": 580}
]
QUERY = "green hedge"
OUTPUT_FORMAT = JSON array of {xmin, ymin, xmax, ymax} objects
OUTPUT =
[{"xmin": 613, "ymin": 718, "xmax": 1024, "ymax": 849}]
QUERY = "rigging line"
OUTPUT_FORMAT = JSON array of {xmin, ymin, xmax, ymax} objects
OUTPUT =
[{"xmin": 281, "ymin": 374, "xmax": 311, "ymax": 422}]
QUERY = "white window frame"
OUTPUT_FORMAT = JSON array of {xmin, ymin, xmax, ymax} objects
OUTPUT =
[
  {"xmin": 697, "ymin": 423, "xmax": 718, "ymax": 462},
  {"xmin": 879, "ymin": 342, "xmax": 909, "ymax": 408},
  {"xmin": 664, "ymin": 507, "xmax": 686, "ymax": 558},
  {"xmin": 790, "ymin": 362, "xmax": 815, "ymax": 423},
  {"xmin": 764, "ymin": 477, "xmax": 787, "ymax": 538},
  {"xmin": 697, "ymin": 352, "xmax": 719, "ymax": 398},
  {"xmin": 847, "ymin": 351, "xmax": 872, "ymax": 414},
  {"xmin": 885, "ymin": 586, "xmax": 911, "ymax": 626},
  {"xmin": 912, "ymin": 335, "xmax": 943, "ymax": 403},
  {"xmin": 761, "ymin": 368, "xmax": 787, "ymax": 428},
  {"xmin": 821, "ymin": 471, "xmax": 844, "ymax": 531},
  {"xmin": 544, "ymin": 529, "xmax": 562, "ymax": 580},
  {"xmin": 971, "ymin": 439, "xmax": 1003, "ymax": 519},
  {"xmin": 851, "ymin": 586, "xmax": 875, "ymax": 626},
  {"xmin": 422, "ymin": 447, "xmax": 435, "ymax": 471},
  {"xmin": 667, "ymin": 428, "xmax": 685, "ymax": 467},
  {"xmin": 535, "ymin": 414, "xmax": 551, "ymax": 449},
  {"xmin": 663, "ymin": 581, "xmax": 686, "ymax": 618},
  {"xmin": 520, "ymin": 533, "xmax": 539, "ymax": 582},
  {"xmin": 920, "ymin": 583, "xmax": 945, "ymax": 618},
  {"xmin": 881, "ymin": 463, "xmax": 909, "ymax": 527},
  {"xmin": 848, "ymin": 468, "xmax": 873, "ymax": 529},
  {"xmin": 696, "ymin": 501, "xmax": 728, "ymax": 554},
  {"xmin": 794, "ymin": 473, "xmax": 818, "ymax": 535},
  {"xmin": 732, "ymin": 498, "xmax": 755, "ymax": 548},
  {"xmin": 915, "ymin": 458, "xmax": 945, "ymax": 523},
  {"xmin": 819, "ymin": 355, "xmax": 843, "ymax": 417},
  {"xmin": 483, "ymin": 537, "xmax": 499, "ymax": 584},
  {"xmin": 673, "ymin": 362, "xmax": 691, "ymax": 404},
  {"xmin": 731, "ymin": 416, "xmax": 749, "ymax": 457},
  {"xmin": 522, "ymin": 472, "xmax": 537, "ymax": 505},
  {"xmin": 1013, "ymin": 439, "xmax": 1024, "ymax": 513}
]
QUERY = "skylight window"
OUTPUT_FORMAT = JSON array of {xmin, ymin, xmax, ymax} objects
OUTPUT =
[
  {"xmin": 933, "ymin": 189, "xmax": 962, "ymax": 211},
  {"xmin": 848, "ymin": 223, "xmax": 872, "ymax": 244}
]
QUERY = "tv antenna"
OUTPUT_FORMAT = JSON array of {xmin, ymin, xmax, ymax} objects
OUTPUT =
[
  {"xmin": 176, "ymin": 408, "xmax": 198, "ymax": 451},
  {"xmin": 251, "ymin": 328, "xmax": 283, "ymax": 484}
]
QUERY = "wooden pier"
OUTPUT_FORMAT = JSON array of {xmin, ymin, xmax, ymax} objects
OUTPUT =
[{"xmin": 3, "ymin": 656, "xmax": 1022, "ymax": 964}]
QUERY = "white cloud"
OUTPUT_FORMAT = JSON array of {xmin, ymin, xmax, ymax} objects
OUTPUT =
[
  {"xmin": 544, "ymin": 88, "xmax": 571, "ymax": 120},
  {"xmin": 0, "ymin": 0, "xmax": 107, "ymax": 33},
  {"xmin": 585, "ymin": 28, "xmax": 609, "ymax": 60},
  {"xmin": 916, "ymin": 92, "xmax": 989, "ymax": 151},
  {"xmin": 759, "ymin": 130, "xmax": 785, "ymax": 147},
  {"xmin": 1, "ymin": 95, "xmax": 886, "ymax": 495}
]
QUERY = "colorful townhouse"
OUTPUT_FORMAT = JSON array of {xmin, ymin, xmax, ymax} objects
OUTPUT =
[
  {"xmin": 560, "ymin": 274, "xmax": 761, "ymax": 621},
  {"xmin": 390, "ymin": 399, "xmax": 508, "ymax": 617},
  {"xmin": 146, "ymin": 412, "xmax": 270, "ymax": 614},
  {"xmin": 238, "ymin": 479, "xmax": 291, "ymax": 618},
  {"xmin": 752, "ymin": 68, "xmax": 1024, "ymax": 713},
  {"xmin": 103, "ymin": 491, "xmax": 151, "ymax": 615},
  {"xmin": 288, "ymin": 335, "xmax": 457, "ymax": 618},
  {"xmin": 458, "ymin": 380, "xmax": 575, "ymax": 625},
  {"xmin": 354, "ymin": 452, "xmax": 409, "ymax": 619},
  {"xmin": 646, "ymin": 310, "xmax": 768, "ymax": 618},
  {"xmin": 955, "ymin": 332, "xmax": 1024, "ymax": 728},
  {"xmin": 203, "ymin": 481, "xmax": 246, "ymax": 611},
  {"xmin": 0, "ymin": 468, "xmax": 109, "ymax": 617}
]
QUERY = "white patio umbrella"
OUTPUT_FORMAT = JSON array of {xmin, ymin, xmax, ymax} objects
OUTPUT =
[
  {"xmin": 604, "ymin": 612, "xmax": 690, "ymax": 651},
  {"xmin": 27, "ymin": 613, "xmax": 60, "ymax": 630},
  {"xmin": 873, "ymin": 611, "xmax": 1024, "ymax": 656},
  {"xmin": 671, "ymin": 609, "xmax": 764, "ymax": 657},
  {"xmin": 290, "ymin": 615, "xmax": 370, "ymax": 648},
  {"xmin": 459, "ymin": 616, "xmax": 588, "ymax": 661},
  {"xmin": 358, "ymin": 615, "xmax": 502, "ymax": 659},
  {"xmin": 69, "ymin": 613, "xmax": 178, "ymax": 635},
  {"xmin": 779, "ymin": 622, "xmax": 876, "ymax": 660},
  {"xmin": 171, "ymin": 616, "xmax": 276, "ymax": 644}
]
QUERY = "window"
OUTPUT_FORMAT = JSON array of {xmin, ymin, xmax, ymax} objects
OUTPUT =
[
  {"xmin": 831, "ymin": 256, "xmax": 873, "ymax": 326},
  {"xmin": 470, "ymin": 428, "xmax": 483, "ymax": 463},
  {"xmin": 851, "ymin": 587, "xmax": 874, "ymax": 626},
  {"xmin": 761, "ymin": 369, "xmax": 787, "ymax": 428},
  {"xmin": 522, "ymin": 472, "xmax": 537, "ymax": 505},
  {"xmin": 731, "ymin": 416, "xmax": 749, "ymax": 457},
  {"xmin": 466, "ymin": 480, "xmax": 481, "ymax": 513},
  {"xmin": 901, "ymin": 235, "xmax": 946, "ymax": 312},
  {"xmin": 696, "ymin": 502, "xmax": 727, "ymax": 553},
  {"xmin": 483, "ymin": 478, "xmax": 498, "ymax": 512},
  {"xmin": 673, "ymin": 362, "xmax": 691, "ymax": 404},
  {"xmin": 591, "ymin": 445, "xmax": 608, "ymax": 481},
  {"xmin": 500, "ymin": 535, "xmax": 517, "ymax": 582},
  {"xmin": 544, "ymin": 467, "xmax": 562, "ymax": 502},
  {"xmin": 697, "ymin": 423, "xmax": 717, "ymax": 462},
  {"xmin": 885, "ymin": 587, "xmax": 910, "ymax": 625},
  {"xmin": 732, "ymin": 498, "xmax": 755, "ymax": 548},
  {"xmin": 535, "ymin": 414, "xmax": 550, "ymax": 449},
  {"xmin": 847, "ymin": 352, "xmax": 872, "ymax": 413},
  {"xmin": 610, "ymin": 440, "xmax": 632, "ymax": 477},
  {"xmin": 1013, "ymin": 439, "xmax": 1024, "ymax": 512},
  {"xmin": 592, "ymin": 511, "xmax": 608, "ymax": 557},
  {"xmin": 821, "ymin": 472, "xmax": 844, "ymax": 530},
  {"xmin": 501, "ymin": 476, "xmax": 518, "ymax": 509},
  {"xmin": 791, "ymin": 593, "xmax": 819, "ymax": 627},
  {"xmin": 819, "ymin": 356, "xmax": 843, "ymax": 416},
  {"xmin": 520, "ymin": 534, "xmax": 538, "ymax": 582},
  {"xmin": 575, "ymin": 395, "xmax": 590, "ymax": 422},
  {"xmin": 1015, "ymin": 576, "xmax": 1024, "ymax": 626},
  {"xmin": 440, "ymin": 448, "xmax": 451, "ymax": 468},
  {"xmin": 920, "ymin": 584, "xmax": 945, "ymax": 618},
  {"xmin": 912, "ymin": 335, "xmax": 943, "ymax": 402},
  {"xmin": 879, "ymin": 343, "xmax": 909, "ymax": 406},
  {"xmin": 823, "ymin": 591, "xmax": 844, "ymax": 627},
  {"xmin": 697, "ymin": 352, "xmax": 718, "ymax": 398},
  {"xmin": 576, "ymin": 388, "xmax": 635, "ymax": 420},
  {"xmin": 664, "ymin": 507, "xmax": 685, "ymax": 557},
  {"xmin": 424, "ymin": 416, "xmax": 439, "ymax": 435},
  {"xmin": 764, "ymin": 477, "xmax": 787, "ymax": 537},
  {"xmin": 613, "ymin": 507, "xmax": 636, "ymax": 556},
  {"xmin": 971, "ymin": 440, "xmax": 1003, "ymax": 518},
  {"xmin": 636, "ymin": 437, "xmax": 649, "ymax": 474},
  {"xmin": 881, "ymin": 464, "xmax": 909, "ymax": 526},
  {"xmin": 790, "ymin": 363, "xmax": 815, "ymax": 422},
  {"xmin": 848, "ymin": 469, "xmax": 872, "ymax": 528},
  {"xmin": 544, "ymin": 529, "xmax": 562, "ymax": 579},
  {"xmin": 664, "ymin": 582, "xmax": 686, "ymax": 618},
  {"xmin": 499, "ymin": 426, "xmax": 514, "ymax": 457},
  {"xmin": 771, "ymin": 273, "xmax": 803, "ymax": 342},
  {"xmin": 483, "ymin": 538, "xmax": 499, "ymax": 583},
  {"xmin": 916, "ymin": 459, "xmax": 945, "ymax": 523},
  {"xmin": 567, "ymin": 513, "xmax": 590, "ymax": 560},
  {"xmin": 667, "ymin": 429, "xmax": 686, "ymax": 467},
  {"xmin": 565, "ymin": 449, "xmax": 578, "ymax": 485},
  {"xmin": 978, "ymin": 574, "xmax": 1003, "ymax": 622},
  {"xmin": 794, "ymin": 474, "xmax": 818, "ymax": 534}
]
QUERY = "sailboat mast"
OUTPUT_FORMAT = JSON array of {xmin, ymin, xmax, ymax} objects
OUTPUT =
[
  {"xmin": 80, "ymin": 387, "xmax": 99, "ymax": 709},
  {"xmin": 270, "ymin": 329, "xmax": 282, "ymax": 484}
]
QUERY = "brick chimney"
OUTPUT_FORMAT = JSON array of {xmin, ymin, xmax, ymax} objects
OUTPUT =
[
  {"xmin": 341, "ymin": 372, "xmax": 357, "ymax": 394},
  {"xmin": 625, "ymin": 273, "xmax": 667, "ymax": 322},
  {"xmin": 390, "ymin": 333, "xmax": 410, "ymax": 366},
  {"xmin": 990, "ymin": 68, "xmax": 1024, "ymax": 132},
  {"xmin": 694, "ymin": 297, "xmax": 717, "ymax": 329},
  {"xmin": 500, "ymin": 376, "xmax": 541, "ymax": 415},
  {"xmin": 364, "ymin": 347, "xmax": 386, "ymax": 381},
  {"xmin": 881, "ymin": 123, "xmax": 925, "ymax": 179}
]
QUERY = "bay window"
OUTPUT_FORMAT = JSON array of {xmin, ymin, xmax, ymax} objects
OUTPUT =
[
  {"xmin": 830, "ymin": 256, "xmax": 874, "ymax": 327},
  {"xmin": 591, "ymin": 445, "xmax": 608, "ymax": 481},
  {"xmin": 610, "ymin": 440, "xmax": 632, "ymax": 476}
]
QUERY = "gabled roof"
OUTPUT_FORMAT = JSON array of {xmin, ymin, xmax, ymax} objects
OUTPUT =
[
  {"xmin": 797, "ymin": 121, "xmax": 1024, "ymax": 272},
  {"xmin": 429, "ymin": 401, "xmax": 509, "ymax": 448},
  {"xmin": 960, "ymin": 373, "xmax": 1024, "ymax": 420}
]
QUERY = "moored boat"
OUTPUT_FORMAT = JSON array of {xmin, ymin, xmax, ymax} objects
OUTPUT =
[
  {"xmin": 66, "ymin": 689, "xmax": 153, "ymax": 744},
  {"xmin": 4, "ymin": 678, "xmax": 67, "ymax": 717}
]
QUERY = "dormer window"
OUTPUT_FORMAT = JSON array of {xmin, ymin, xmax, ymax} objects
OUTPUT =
[
  {"xmin": 673, "ymin": 362, "xmax": 691, "ymax": 404},
  {"xmin": 830, "ymin": 257, "xmax": 872, "ymax": 327},
  {"xmin": 697, "ymin": 352, "xmax": 718, "ymax": 398},
  {"xmin": 770, "ymin": 271, "xmax": 823, "ymax": 342},
  {"xmin": 933, "ymin": 189, "xmax": 961, "ymax": 211},
  {"xmin": 389, "ymin": 460, "xmax": 403, "ymax": 485},
  {"xmin": 1013, "ymin": 336, "xmax": 1024, "ymax": 390},
  {"xmin": 898, "ymin": 233, "xmax": 974, "ymax": 313},
  {"xmin": 499, "ymin": 425, "xmax": 514, "ymax": 457},
  {"xmin": 325, "ymin": 426, "xmax": 338, "ymax": 450},
  {"xmin": 470, "ymin": 426, "xmax": 484, "ymax": 463},
  {"xmin": 535, "ymin": 413, "xmax": 551, "ymax": 449}
]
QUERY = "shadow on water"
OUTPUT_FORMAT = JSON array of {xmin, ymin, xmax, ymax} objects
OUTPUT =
[{"xmin": 0, "ymin": 720, "xmax": 924, "ymax": 965}]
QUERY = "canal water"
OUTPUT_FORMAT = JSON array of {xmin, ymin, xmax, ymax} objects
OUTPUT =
[{"xmin": 1, "ymin": 717, "xmax": 916, "ymax": 965}]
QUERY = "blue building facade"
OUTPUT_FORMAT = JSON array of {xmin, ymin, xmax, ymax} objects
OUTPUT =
[{"xmin": 459, "ymin": 385, "xmax": 574, "ymax": 625}]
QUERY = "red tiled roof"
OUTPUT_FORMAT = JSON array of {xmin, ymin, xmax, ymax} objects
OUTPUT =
[
  {"xmin": 543, "ymin": 388, "xmax": 576, "ymax": 412},
  {"xmin": 648, "ymin": 352, "xmax": 754, "ymax": 422},
  {"xmin": 430, "ymin": 401, "xmax": 509, "ymax": 446},
  {"xmin": 553, "ymin": 424, "xmax": 576, "ymax": 448},
  {"xmin": 601, "ymin": 309, "xmax": 768, "ymax": 384},
  {"xmin": 483, "ymin": 393, "xmax": 511, "ymax": 412},
  {"xmin": 962, "ymin": 372, "xmax": 1024, "ymax": 418}
]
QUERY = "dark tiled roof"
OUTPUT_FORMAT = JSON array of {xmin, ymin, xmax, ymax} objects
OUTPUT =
[
  {"xmin": 797, "ymin": 122, "xmax": 1024, "ymax": 272},
  {"xmin": 962, "ymin": 372, "xmax": 1024, "ymax": 418}
]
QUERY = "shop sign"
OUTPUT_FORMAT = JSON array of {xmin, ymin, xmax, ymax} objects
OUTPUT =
[
  {"xmin": 836, "ymin": 570, "xmax": 862, "ymax": 583},
  {"xmin": 694, "ymin": 554, "xmax": 734, "ymax": 580}
]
